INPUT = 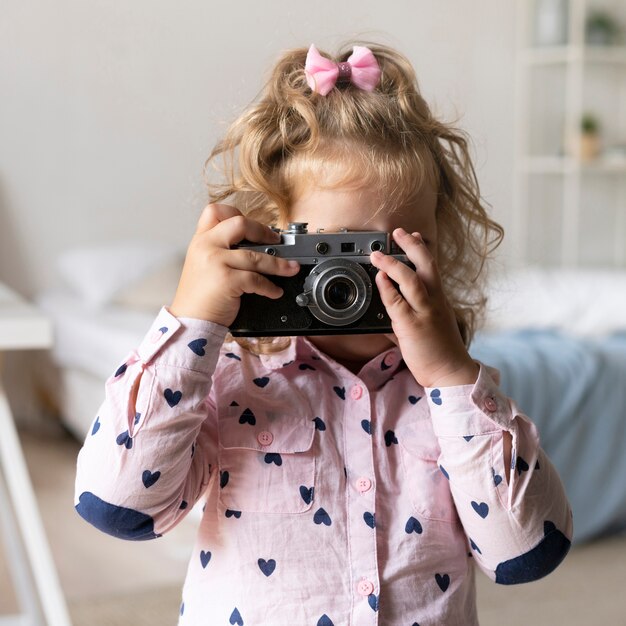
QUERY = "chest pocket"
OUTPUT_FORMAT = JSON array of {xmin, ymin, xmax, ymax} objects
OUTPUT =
[
  {"xmin": 399, "ymin": 422, "xmax": 459, "ymax": 523},
  {"xmin": 217, "ymin": 404, "xmax": 316, "ymax": 514}
]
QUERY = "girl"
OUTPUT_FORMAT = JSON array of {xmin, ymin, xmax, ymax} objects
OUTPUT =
[{"xmin": 75, "ymin": 42, "xmax": 573, "ymax": 625}]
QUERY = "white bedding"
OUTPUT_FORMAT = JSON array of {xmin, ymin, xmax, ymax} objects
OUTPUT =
[
  {"xmin": 37, "ymin": 292, "xmax": 157, "ymax": 380},
  {"xmin": 484, "ymin": 265, "xmax": 626, "ymax": 336}
]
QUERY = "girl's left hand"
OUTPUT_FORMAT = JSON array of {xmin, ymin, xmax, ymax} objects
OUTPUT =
[{"xmin": 370, "ymin": 228, "xmax": 479, "ymax": 388}]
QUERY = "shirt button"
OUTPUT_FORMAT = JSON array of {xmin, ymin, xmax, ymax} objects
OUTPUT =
[
  {"xmin": 257, "ymin": 431, "xmax": 274, "ymax": 446},
  {"xmin": 484, "ymin": 396, "xmax": 498, "ymax": 412},
  {"xmin": 351, "ymin": 385, "xmax": 363, "ymax": 400},
  {"xmin": 357, "ymin": 580, "xmax": 374, "ymax": 596},
  {"xmin": 355, "ymin": 477, "xmax": 372, "ymax": 493}
]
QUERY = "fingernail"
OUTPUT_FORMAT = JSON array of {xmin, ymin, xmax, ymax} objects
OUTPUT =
[{"xmin": 287, "ymin": 260, "xmax": 300, "ymax": 269}]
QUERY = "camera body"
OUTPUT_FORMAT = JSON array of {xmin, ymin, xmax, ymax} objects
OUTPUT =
[{"xmin": 229, "ymin": 222, "xmax": 411, "ymax": 337}]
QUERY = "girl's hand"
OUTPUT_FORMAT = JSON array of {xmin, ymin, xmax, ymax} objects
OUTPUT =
[
  {"xmin": 370, "ymin": 228, "xmax": 478, "ymax": 388},
  {"xmin": 170, "ymin": 204, "xmax": 300, "ymax": 326}
]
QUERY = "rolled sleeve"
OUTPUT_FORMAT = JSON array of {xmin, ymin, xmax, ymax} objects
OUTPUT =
[{"xmin": 425, "ymin": 362, "xmax": 514, "ymax": 437}]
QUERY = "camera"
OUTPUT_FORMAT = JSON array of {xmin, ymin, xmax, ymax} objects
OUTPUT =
[{"xmin": 229, "ymin": 222, "xmax": 411, "ymax": 337}]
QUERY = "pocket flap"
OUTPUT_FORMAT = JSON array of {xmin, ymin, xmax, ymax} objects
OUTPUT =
[{"xmin": 218, "ymin": 407, "xmax": 315, "ymax": 454}]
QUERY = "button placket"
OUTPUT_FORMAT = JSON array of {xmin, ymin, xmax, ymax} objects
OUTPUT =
[{"xmin": 343, "ymin": 379, "xmax": 379, "ymax": 624}]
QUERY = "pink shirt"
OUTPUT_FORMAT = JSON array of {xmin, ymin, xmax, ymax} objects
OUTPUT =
[{"xmin": 75, "ymin": 307, "xmax": 573, "ymax": 626}]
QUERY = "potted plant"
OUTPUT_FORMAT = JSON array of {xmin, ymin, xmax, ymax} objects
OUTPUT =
[
  {"xmin": 578, "ymin": 113, "xmax": 601, "ymax": 161},
  {"xmin": 586, "ymin": 10, "xmax": 621, "ymax": 45}
]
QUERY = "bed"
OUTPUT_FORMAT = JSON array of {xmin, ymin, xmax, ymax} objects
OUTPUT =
[{"xmin": 38, "ymin": 244, "xmax": 626, "ymax": 544}]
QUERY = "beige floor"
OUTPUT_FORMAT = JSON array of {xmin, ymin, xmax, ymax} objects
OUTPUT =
[{"xmin": 2, "ymin": 426, "xmax": 626, "ymax": 625}]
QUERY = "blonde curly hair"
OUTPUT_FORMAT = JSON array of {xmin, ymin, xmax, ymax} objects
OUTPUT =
[{"xmin": 203, "ymin": 41, "xmax": 503, "ymax": 353}]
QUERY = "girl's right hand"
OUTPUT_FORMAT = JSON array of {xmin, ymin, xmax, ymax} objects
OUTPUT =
[{"xmin": 169, "ymin": 204, "xmax": 300, "ymax": 326}]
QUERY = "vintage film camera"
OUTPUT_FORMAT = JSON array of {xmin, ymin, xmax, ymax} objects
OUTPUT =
[{"xmin": 229, "ymin": 222, "xmax": 411, "ymax": 336}]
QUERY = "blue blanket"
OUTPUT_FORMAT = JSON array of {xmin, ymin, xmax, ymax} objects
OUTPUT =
[{"xmin": 470, "ymin": 330, "xmax": 626, "ymax": 543}]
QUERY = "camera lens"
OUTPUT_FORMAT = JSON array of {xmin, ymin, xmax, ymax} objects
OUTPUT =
[
  {"xmin": 301, "ymin": 259, "xmax": 373, "ymax": 326},
  {"xmin": 324, "ymin": 277, "xmax": 357, "ymax": 310}
]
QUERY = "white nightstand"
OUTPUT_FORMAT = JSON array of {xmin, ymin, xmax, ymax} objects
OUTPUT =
[{"xmin": 0, "ymin": 283, "xmax": 71, "ymax": 625}]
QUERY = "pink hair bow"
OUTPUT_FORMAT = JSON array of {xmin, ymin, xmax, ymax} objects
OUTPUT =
[{"xmin": 305, "ymin": 44, "xmax": 381, "ymax": 96}]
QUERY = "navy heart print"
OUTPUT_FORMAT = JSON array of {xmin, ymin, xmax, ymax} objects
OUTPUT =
[
  {"xmin": 299, "ymin": 363, "xmax": 316, "ymax": 370},
  {"xmin": 405, "ymin": 516, "xmax": 423, "ymax": 534},
  {"xmin": 180, "ymin": 500, "xmax": 188, "ymax": 510},
  {"xmin": 516, "ymin": 456, "xmax": 530, "ymax": 475},
  {"xmin": 313, "ymin": 417, "xmax": 326, "ymax": 431},
  {"xmin": 313, "ymin": 507, "xmax": 332, "ymax": 526},
  {"xmin": 317, "ymin": 616, "xmax": 334, "ymax": 626},
  {"xmin": 225, "ymin": 352, "xmax": 242, "ymax": 361},
  {"xmin": 430, "ymin": 389, "xmax": 442, "ymax": 405},
  {"xmin": 470, "ymin": 538, "xmax": 482, "ymax": 554},
  {"xmin": 229, "ymin": 607, "xmax": 243, "ymax": 625},
  {"xmin": 463, "ymin": 435, "xmax": 474, "ymax": 442},
  {"xmin": 200, "ymin": 550, "xmax": 211, "ymax": 568},
  {"xmin": 114, "ymin": 363, "xmax": 127, "ymax": 378},
  {"xmin": 333, "ymin": 386, "xmax": 345, "ymax": 400},
  {"xmin": 220, "ymin": 471, "xmax": 229, "ymax": 488},
  {"xmin": 225, "ymin": 509, "xmax": 242, "ymax": 519},
  {"xmin": 142, "ymin": 470, "xmax": 161, "ymax": 488},
  {"xmin": 258, "ymin": 558, "xmax": 276, "ymax": 576},
  {"xmin": 492, "ymin": 467, "xmax": 503, "ymax": 486},
  {"xmin": 239, "ymin": 408, "xmax": 256, "ymax": 426},
  {"xmin": 134, "ymin": 412, "xmax": 141, "ymax": 425},
  {"xmin": 299, "ymin": 486, "xmax": 314, "ymax": 504},
  {"xmin": 264, "ymin": 453, "xmax": 282, "ymax": 466},
  {"xmin": 368, "ymin": 594, "xmax": 379, "ymax": 612},
  {"xmin": 187, "ymin": 338, "xmax": 207, "ymax": 356},
  {"xmin": 361, "ymin": 420, "xmax": 371, "ymax": 435},
  {"xmin": 384, "ymin": 430, "xmax": 398, "ymax": 446},
  {"xmin": 91, "ymin": 417, "xmax": 100, "ymax": 436},
  {"xmin": 363, "ymin": 512, "xmax": 376, "ymax": 528},
  {"xmin": 408, "ymin": 395, "xmax": 421, "ymax": 404},
  {"xmin": 164, "ymin": 388, "xmax": 182, "ymax": 407},
  {"xmin": 471, "ymin": 501, "xmax": 489, "ymax": 518},
  {"xmin": 253, "ymin": 376, "xmax": 270, "ymax": 388},
  {"xmin": 116, "ymin": 430, "xmax": 133, "ymax": 449},
  {"xmin": 439, "ymin": 465, "xmax": 450, "ymax": 480},
  {"xmin": 435, "ymin": 573, "xmax": 450, "ymax": 592}
]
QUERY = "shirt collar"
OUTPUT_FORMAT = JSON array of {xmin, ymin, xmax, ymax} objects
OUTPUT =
[{"xmin": 259, "ymin": 335, "xmax": 405, "ymax": 384}]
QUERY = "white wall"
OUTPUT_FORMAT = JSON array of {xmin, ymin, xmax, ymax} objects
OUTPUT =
[{"xmin": 0, "ymin": 0, "xmax": 517, "ymax": 298}]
